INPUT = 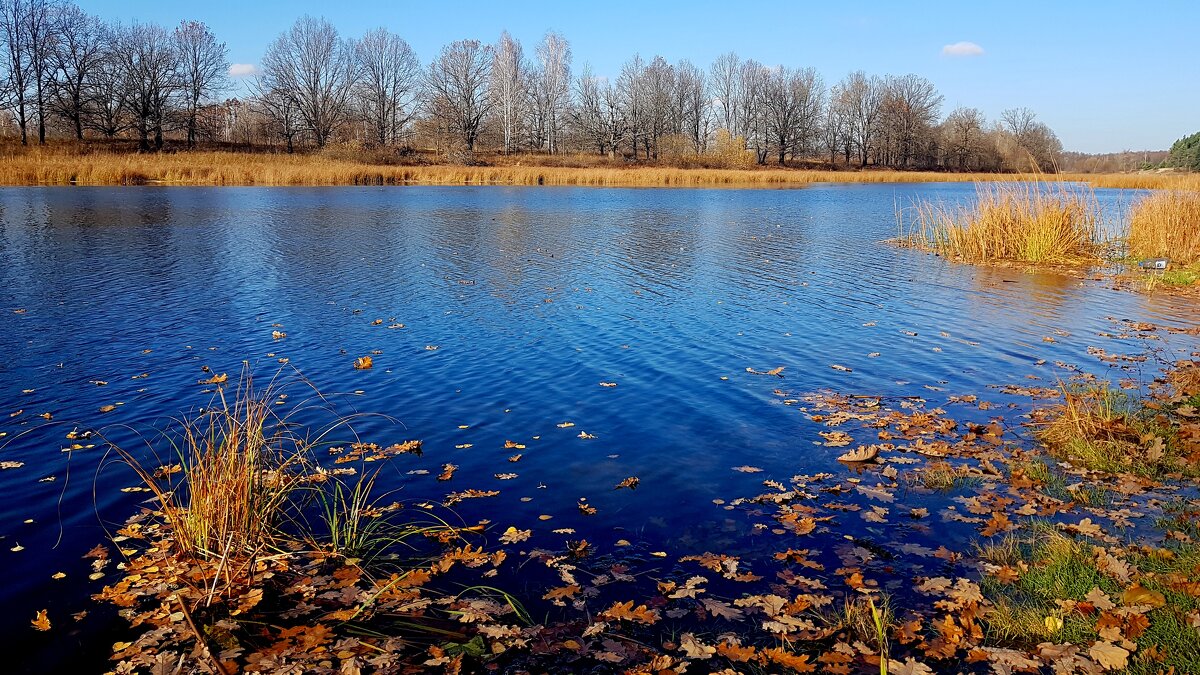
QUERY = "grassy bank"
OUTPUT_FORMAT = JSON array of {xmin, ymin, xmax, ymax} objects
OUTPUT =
[{"xmin": 1, "ymin": 143, "xmax": 1198, "ymax": 188}]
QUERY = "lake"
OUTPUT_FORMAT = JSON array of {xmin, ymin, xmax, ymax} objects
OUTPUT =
[{"xmin": 1, "ymin": 184, "xmax": 1197, "ymax": 671}]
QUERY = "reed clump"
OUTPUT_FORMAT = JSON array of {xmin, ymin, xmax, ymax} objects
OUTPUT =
[
  {"xmin": 1127, "ymin": 190, "xmax": 1200, "ymax": 266},
  {"xmin": 899, "ymin": 182, "xmax": 1102, "ymax": 264},
  {"xmin": 114, "ymin": 377, "xmax": 306, "ymax": 561}
]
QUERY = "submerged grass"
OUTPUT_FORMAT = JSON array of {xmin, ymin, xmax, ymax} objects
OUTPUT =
[
  {"xmin": 1034, "ymin": 382, "xmax": 1197, "ymax": 479},
  {"xmin": 96, "ymin": 371, "xmax": 530, "ymax": 673},
  {"xmin": 898, "ymin": 181, "xmax": 1103, "ymax": 265}
]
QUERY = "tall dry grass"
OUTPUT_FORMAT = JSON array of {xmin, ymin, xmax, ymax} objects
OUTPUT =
[
  {"xmin": 2, "ymin": 142, "xmax": 1197, "ymax": 188},
  {"xmin": 899, "ymin": 182, "xmax": 1102, "ymax": 264},
  {"xmin": 1127, "ymin": 190, "xmax": 1200, "ymax": 265},
  {"xmin": 114, "ymin": 377, "xmax": 308, "ymax": 560}
]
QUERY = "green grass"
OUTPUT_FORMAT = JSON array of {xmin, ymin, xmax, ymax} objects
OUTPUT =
[
  {"xmin": 979, "ymin": 522, "xmax": 1200, "ymax": 675},
  {"xmin": 1036, "ymin": 384, "xmax": 1192, "ymax": 479}
]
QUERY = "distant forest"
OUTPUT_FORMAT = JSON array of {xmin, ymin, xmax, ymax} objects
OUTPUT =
[{"xmin": 0, "ymin": 1, "xmax": 1183, "ymax": 172}]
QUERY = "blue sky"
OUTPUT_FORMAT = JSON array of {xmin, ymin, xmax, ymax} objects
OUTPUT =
[{"xmin": 81, "ymin": 0, "xmax": 1198, "ymax": 153}]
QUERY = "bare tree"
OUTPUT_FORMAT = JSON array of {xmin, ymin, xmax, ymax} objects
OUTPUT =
[
  {"xmin": 879, "ymin": 74, "xmax": 942, "ymax": 167},
  {"xmin": 534, "ymin": 31, "xmax": 570, "ymax": 154},
  {"xmin": 761, "ymin": 66, "xmax": 822, "ymax": 165},
  {"xmin": 709, "ymin": 51, "xmax": 740, "ymax": 136},
  {"xmin": 85, "ymin": 37, "xmax": 127, "ymax": 138},
  {"xmin": 251, "ymin": 80, "xmax": 301, "ymax": 152},
  {"xmin": 355, "ymin": 27, "xmax": 419, "ymax": 147},
  {"xmin": 821, "ymin": 87, "xmax": 847, "ymax": 166},
  {"xmin": 261, "ymin": 16, "xmax": 357, "ymax": 148},
  {"xmin": 48, "ymin": 3, "xmax": 104, "ymax": 139},
  {"xmin": 999, "ymin": 107, "xmax": 1061, "ymax": 171},
  {"xmin": 616, "ymin": 54, "xmax": 645, "ymax": 158},
  {"xmin": 836, "ymin": 71, "xmax": 884, "ymax": 167},
  {"xmin": 489, "ymin": 30, "xmax": 524, "ymax": 154},
  {"xmin": 639, "ymin": 55, "xmax": 673, "ymax": 159},
  {"xmin": 116, "ymin": 22, "xmax": 180, "ymax": 151},
  {"xmin": 1, "ymin": 0, "xmax": 33, "ymax": 143},
  {"xmin": 737, "ymin": 60, "xmax": 769, "ymax": 163},
  {"xmin": 674, "ymin": 59, "xmax": 708, "ymax": 153},
  {"xmin": 426, "ymin": 38, "xmax": 493, "ymax": 155},
  {"xmin": 572, "ymin": 64, "xmax": 625, "ymax": 157},
  {"xmin": 174, "ymin": 20, "xmax": 226, "ymax": 148},
  {"xmin": 942, "ymin": 106, "xmax": 986, "ymax": 170}
]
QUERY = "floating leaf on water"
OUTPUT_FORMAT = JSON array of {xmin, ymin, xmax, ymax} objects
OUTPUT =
[
  {"xmin": 837, "ymin": 445, "xmax": 879, "ymax": 462},
  {"xmin": 599, "ymin": 381, "xmax": 617, "ymax": 387},
  {"xmin": 271, "ymin": 330, "xmax": 286, "ymax": 339},
  {"xmin": 31, "ymin": 609, "xmax": 50, "ymax": 631},
  {"xmin": 830, "ymin": 364, "xmax": 853, "ymax": 372},
  {"xmin": 198, "ymin": 373, "xmax": 228, "ymax": 385},
  {"xmin": 614, "ymin": 476, "xmax": 640, "ymax": 490},
  {"xmin": 732, "ymin": 465, "xmax": 763, "ymax": 473},
  {"xmin": 353, "ymin": 356, "xmax": 373, "ymax": 370}
]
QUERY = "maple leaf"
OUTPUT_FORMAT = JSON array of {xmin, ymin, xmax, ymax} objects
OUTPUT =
[
  {"xmin": 981, "ymin": 511, "xmax": 1012, "ymax": 537},
  {"xmin": 31, "ymin": 609, "xmax": 50, "ymax": 631}
]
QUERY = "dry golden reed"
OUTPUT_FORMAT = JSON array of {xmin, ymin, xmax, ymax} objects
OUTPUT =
[
  {"xmin": 2, "ymin": 143, "xmax": 1197, "ymax": 189},
  {"xmin": 899, "ymin": 181, "xmax": 1102, "ymax": 264},
  {"xmin": 1127, "ymin": 190, "xmax": 1200, "ymax": 265}
]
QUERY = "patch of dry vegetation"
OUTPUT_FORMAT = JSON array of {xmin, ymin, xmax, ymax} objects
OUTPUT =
[
  {"xmin": 898, "ymin": 181, "xmax": 1103, "ymax": 265},
  {"xmin": 1034, "ymin": 362, "xmax": 1200, "ymax": 479},
  {"xmin": 1128, "ymin": 191, "xmax": 1200, "ymax": 265},
  {"xmin": 2, "ymin": 141, "xmax": 1198, "ymax": 188}
]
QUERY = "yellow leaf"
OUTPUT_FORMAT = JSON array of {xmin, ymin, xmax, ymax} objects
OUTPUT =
[
  {"xmin": 31, "ymin": 609, "xmax": 50, "ymax": 631},
  {"xmin": 1121, "ymin": 584, "xmax": 1166, "ymax": 608}
]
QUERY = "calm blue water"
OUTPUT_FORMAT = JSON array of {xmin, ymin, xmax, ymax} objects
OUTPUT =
[{"xmin": 1, "ymin": 184, "xmax": 1196, "ymax": 669}]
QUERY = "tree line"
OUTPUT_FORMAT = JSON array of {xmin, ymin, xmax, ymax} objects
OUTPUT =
[{"xmin": 1, "ymin": 3, "xmax": 1065, "ymax": 170}]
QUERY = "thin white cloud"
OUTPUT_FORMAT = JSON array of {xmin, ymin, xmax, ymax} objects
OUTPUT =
[
  {"xmin": 941, "ymin": 41, "xmax": 985, "ymax": 57},
  {"xmin": 228, "ymin": 63, "xmax": 259, "ymax": 78}
]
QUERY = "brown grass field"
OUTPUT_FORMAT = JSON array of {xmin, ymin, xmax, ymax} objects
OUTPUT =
[{"xmin": 1, "ymin": 142, "xmax": 1197, "ymax": 189}]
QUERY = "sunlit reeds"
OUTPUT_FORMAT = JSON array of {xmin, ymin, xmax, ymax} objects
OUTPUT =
[
  {"xmin": 111, "ymin": 375, "xmax": 307, "ymax": 561},
  {"xmin": 1127, "ymin": 190, "xmax": 1200, "ymax": 265},
  {"xmin": 2, "ymin": 141, "xmax": 1197, "ymax": 189},
  {"xmin": 898, "ymin": 181, "xmax": 1102, "ymax": 264}
]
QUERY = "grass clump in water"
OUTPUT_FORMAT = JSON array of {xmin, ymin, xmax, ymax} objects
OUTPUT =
[
  {"xmin": 98, "ymin": 372, "xmax": 523, "ymax": 674},
  {"xmin": 1127, "ymin": 190, "xmax": 1200, "ymax": 268},
  {"xmin": 1033, "ymin": 382, "xmax": 1196, "ymax": 479},
  {"xmin": 899, "ymin": 181, "xmax": 1102, "ymax": 265}
]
